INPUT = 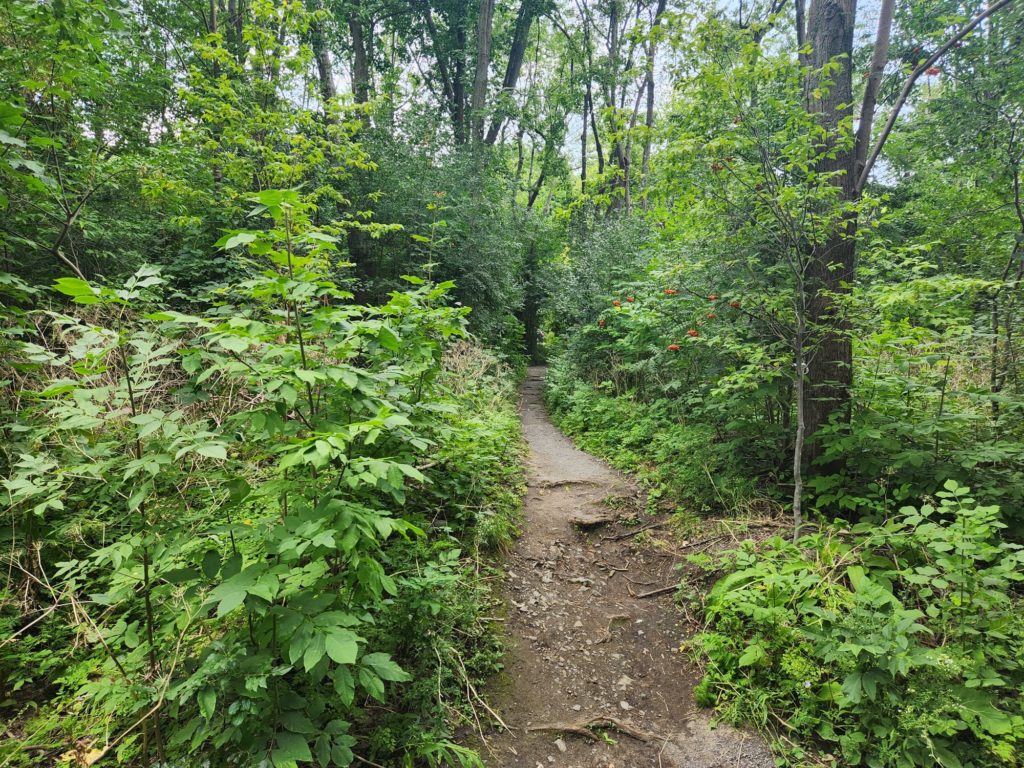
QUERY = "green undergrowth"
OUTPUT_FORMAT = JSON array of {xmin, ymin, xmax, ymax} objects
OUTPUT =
[
  {"xmin": 544, "ymin": 359, "xmax": 763, "ymax": 516},
  {"xmin": 0, "ymin": 220, "xmax": 525, "ymax": 768},
  {"xmin": 684, "ymin": 481, "xmax": 1024, "ymax": 768}
]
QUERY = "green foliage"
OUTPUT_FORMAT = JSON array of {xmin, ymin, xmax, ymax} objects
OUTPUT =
[
  {"xmin": 545, "ymin": 359, "xmax": 760, "ymax": 514},
  {"xmin": 692, "ymin": 482, "xmax": 1024, "ymax": 767},
  {"xmin": 0, "ymin": 186, "xmax": 523, "ymax": 765}
]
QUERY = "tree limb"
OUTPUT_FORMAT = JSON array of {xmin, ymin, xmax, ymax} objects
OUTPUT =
[{"xmin": 857, "ymin": 0, "xmax": 1018, "ymax": 193}]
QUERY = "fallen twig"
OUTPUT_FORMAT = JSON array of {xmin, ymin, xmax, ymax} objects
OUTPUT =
[
  {"xmin": 527, "ymin": 715, "xmax": 657, "ymax": 742},
  {"xmin": 602, "ymin": 519, "xmax": 668, "ymax": 541},
  {"xmin": 635, "ymin": 585, "xmax": 677, "ymax": 599}
]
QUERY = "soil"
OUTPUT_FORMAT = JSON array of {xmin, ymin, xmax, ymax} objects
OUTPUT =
[{"xmin": 481, "ymin": 367, "xmax": 773, "ymax": 768}]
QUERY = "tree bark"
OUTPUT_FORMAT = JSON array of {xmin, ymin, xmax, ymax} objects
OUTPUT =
[
  {"xmin": 853, "ymin": 0, "xmax": 893, "ymax": 182},
  {"xmin": 484, "ymin": 0, "xmax": 538, "ymax": 145},
  {"xmin": 307, "ymin": 0, "xmax": 338, "ymax": 112},
  {"xmin": 349, "ymin": 0, "xmax": 371, "ymax": 104},
  {"xmin": 522, "ymin": 240, "xmax": 541, "ymax": 362},
  {"xmin": 453, "ymin": 10, "xmax": 468, "ymax": 144},
  {"xmin": 641, "ymin": 0, "xmax": 668, "ymax": 183},
  {"xmin": 471, "ymin": 0, "xmax": 496, "ymax": 142},
  {"xmin": 802, "ymin": 0, "xmax": 858, "ymax": 466}
]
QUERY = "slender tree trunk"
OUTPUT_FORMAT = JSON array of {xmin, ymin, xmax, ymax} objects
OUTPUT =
[
  {"xmin": 522, "ymin": 240, "xmax": 540, "ymax": 362},
  {"xmin": 854, "ymin": 0, "xmax": 894, "ymax": 182},
  {"xmin": 347, "ymin": 3, "xmax": 373, "ymax": 299},
  {"xmin": 484, "ymin": 0, "xmax": 537, "ymax": 145},
  {"xmin": 349, "ymin": 0, "xmax": 371, "ymax": 104},
  {"xmin": 795, "ymin": 0, "xmax": 808, "ymax": 65},
  {"xmin": 641, "ymin": 0, "xmax": 667, "ymax": 181},
  {"xmin": 792, "ymin": 329, "xmax": 806, "ymax": 540},
  {"xmin": 307, "ymin": 0, "xmax": 338, "ymax": 113},
  {"xmin": 470, "ymin": 0, "xmax": 496, "ymax": 143},
  {"xmin": 581, "ymin": 82, "xmax": 588, "ymax": 189},
  {"xmin": 453, "ymin": 11, "xmax": 468, "ymax": 144}
]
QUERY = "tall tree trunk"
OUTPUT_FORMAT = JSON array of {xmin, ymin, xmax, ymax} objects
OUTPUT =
[
  {"xmin": 484, "ymin": 0, "xmax": 537, "ymax": 145},
  {"xmin": 349, "ymin": 0, "xmax": 371, "ymax": 104},
  {"xmin": 581, "ymin": 78, "xmax": 588, "ymax": 189},
  {"xmin": 854, "ymin": 0, "xmax": 894, "ymax": 181},
  {"xmin": 522, "ymin": 240, "xmax": 540, "ymax": 362},
  {"xmin": 470, "ymin": 0, "xmax": 496, "ymax": 143},
  {"xmin": 641, "ymin": 0, "xmax": 667, "ymax": 180},
  {"xmin": 307, "ymin": 0, "xmax": 338, "ymax": 112},
  {"xmin": 453, "ymin": 10, "xmax": 468, "ymax": 144},
  {"xmin": 347, "ymin": 1, "xmax": 373, "ymax": 299},
  {"xmin": 802, "ymin": 0, "xmax": 858, "ymax": 467},
  {"xmin": 795, "ymin": 0, "xmax": 807, "ymax": 65}
]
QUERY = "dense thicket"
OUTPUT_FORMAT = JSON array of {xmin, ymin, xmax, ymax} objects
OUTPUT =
[{"xmin": 2, "ymin": 0, "xmax": 1024, "ymax": 765}]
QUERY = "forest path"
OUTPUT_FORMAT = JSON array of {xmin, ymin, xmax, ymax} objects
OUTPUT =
[{"xmin": 481, "ymin": 367, "xmax": 772, "ymax": 768}]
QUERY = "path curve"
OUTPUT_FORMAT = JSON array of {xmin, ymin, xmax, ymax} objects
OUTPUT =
[{"xmin": 483, "ymin": 367, "xmax": 771, "ymax": 768}]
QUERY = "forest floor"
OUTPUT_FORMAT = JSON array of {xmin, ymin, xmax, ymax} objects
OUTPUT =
[{"xmin": 479, "ymin": 367, "xmax": 772, "ymax": 768}]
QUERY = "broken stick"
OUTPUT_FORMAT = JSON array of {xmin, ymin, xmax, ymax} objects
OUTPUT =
[
  {"xmin": 526, "ymin": 716, "xmax": 656, "ymax": 742},
  {"xmin": 635, "ymin": 584, "xmax": 677, "ymax": 599}
]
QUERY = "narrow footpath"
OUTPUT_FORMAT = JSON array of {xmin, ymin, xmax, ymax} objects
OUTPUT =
[{"xmin": 483, "ymin": 367, "xmax": 772, "ymax": 768}]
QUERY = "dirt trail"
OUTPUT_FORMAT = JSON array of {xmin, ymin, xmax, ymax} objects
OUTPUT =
[{"xmin": 483, "ymin": 367, "xmax": 771, "ymax": 768}]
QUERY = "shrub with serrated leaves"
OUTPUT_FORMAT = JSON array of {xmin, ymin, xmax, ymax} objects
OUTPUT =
[{"xmin": 691, "ymin": 481, "xmax": 1024, "ymax": 767}]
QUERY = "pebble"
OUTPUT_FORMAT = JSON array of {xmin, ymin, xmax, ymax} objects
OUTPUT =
[{"xmin": 555, "ymin": 738, "xmax": 567, "ymax": 753}]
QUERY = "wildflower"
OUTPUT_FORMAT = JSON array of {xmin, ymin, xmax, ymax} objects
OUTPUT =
[
  {"xmin": 708, "ymin": 294, "xmax": 718, "ymax": 301},
  {"xmin": 243, "ymin": 519, "xmax": 253, "ymax": 525},
  {"xmin": 804, "ymin": 681, "xmax": 812, "ymax": 689},
  {"xmin": 707, "ymin": 313, "xmax": 717, "ymax": 319},
  {"xmin": 664, "ymin": 288, "xmax": 677, "ymax": 295},
  {"xmin": 667, "ymin": 344, "xmax": 680, "ymax": 351},
  {"xmin": 729, "ymin": 301, "xmax": 741, "ymax": 309},
  {"xmin": 612, "ymin": 299, "xmax": 621, "ymax": 307},
  {"xmin": 626, "ymin": 296, "xmax": 635, "ymax": 303},
  {"xmin": 687, "ymin": 329, "xmax": 699, "ymax": 337}
]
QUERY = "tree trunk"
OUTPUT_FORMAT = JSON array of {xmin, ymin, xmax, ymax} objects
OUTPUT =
[
  {"xmin": 349, "ymin": 0, "xmax": 371, "ymax": 104},
  {"xmin": 484, "ymin": 0, "xmax": 537, "ymax": 145},
  {"xmin": 453, "ymin": 11, "xmax": 468, "ymax": 144},
  {"xmin": 347, "ymin": 2, "xmax": 373, "ymax": 299},
  {"xmin": 522, "ymin": 240, "xmax": 540, "ymax": 363},
  {"xmin": 641, "ymin": 0, "xmax": 668, "ymax": 181},
  {"xmin": 802, "ymin": 0, "xmax": 858, "ymax": 467},
  {"xmin": 470, "ymin": 0, "xmax": 496, "ymax": 143},
  {"xmin": 307, "ymin": 0, "xmax": 338, "ymax": 111}
]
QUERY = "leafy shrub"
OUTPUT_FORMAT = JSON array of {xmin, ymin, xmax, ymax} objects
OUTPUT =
[
  {"xmin": 545, "ymin": 359, "xmax": 761, "ymax": 514},
  {"xmin": 0, "ymin": 190, "xmax": 522, "ymax": 766},
  {"xmin": 692, "ymin": 481, "xmax": 1024, "ymax": 767}
]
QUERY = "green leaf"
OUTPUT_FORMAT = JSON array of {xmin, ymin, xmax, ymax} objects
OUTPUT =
[
  {"xmin": 303, "ymin": 632, "xmax": 327, "ymax": 672},
  {"xmin": 332, "ymin": 667, "xmax": 355, "ymax": 707},
  {"xmin": 202, "ymin": 550, "xmax": 221, "ymax": 579},
  {"xmin": 325, "ymin": 630, "xmax": 359, "ymax": 665},
  {"xmin": 272, "ymin": 732, "xmax": 312, "ymax": 766},
  {"xmin": 195, "ymin": 443, "xmax": 227, "ymax": 460},
  {"xmin": 358, "ymin": 667, "xmax": 385, "ymax": 702},
  {"xmin": 737, "ymin": 643, "xmax": 766, "ymax": 667},
  {"xmin": 218, "ymin": 232, "xmax": 259, "ymax": 250},
  {"xmin": 280, "ymin": 711, "xmax": 317, "ymax": 734},
  {"xmin": 198, "ymin": 688, "xmax": 216, "ymax": 720},
  {"xmin": 361, "ymin": 652, "xmax": 410, "ymax": 682},
  {"xmin": 53, "ymin": 277, "xmax": 99, "ymax": 302},
  {"xmin": 377, "ymin": 326, "xmax": 400, "ymax": 352}
]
